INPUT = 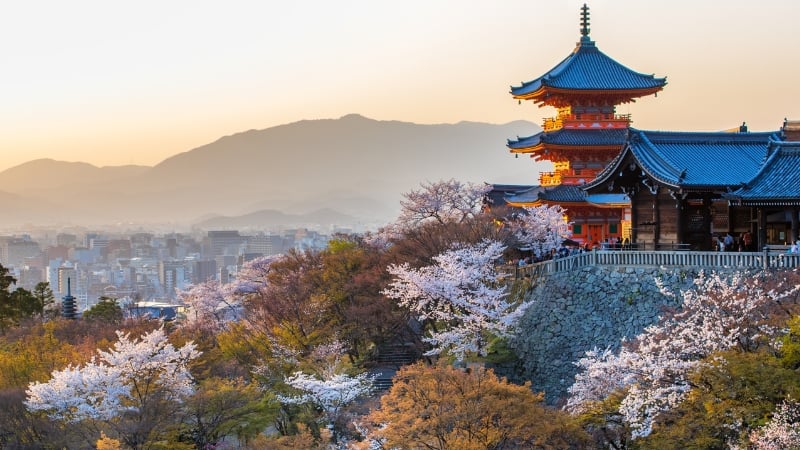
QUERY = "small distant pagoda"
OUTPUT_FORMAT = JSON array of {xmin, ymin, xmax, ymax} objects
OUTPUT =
[
  {"xmin": 61, "ymin": 278, "xmax": 78, "ymax": 319},
  {"xmin": 506, "ymin": 4, "xmax": 666, "ymax": 244}
]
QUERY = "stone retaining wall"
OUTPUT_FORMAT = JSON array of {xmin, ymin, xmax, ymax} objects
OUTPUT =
[{"xmin": 511, "ymin": 265, "xmax": 702, "ymax": 404}]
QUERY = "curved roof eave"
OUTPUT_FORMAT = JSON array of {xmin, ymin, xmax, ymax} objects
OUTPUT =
[
  {"xmin": 729, "ymin": 141, "xmax": 800, "ymax": 199},
  {"xmin": 581, "ymin": 145, "xmax": 636, "ymax": 191},
  {"xmin": 507, "ymin": 132, "xmax": 543, "ymax": 150},
  {"xmin": 510, "ymin": 39, "xmax": 667, "ymax": 97},
  {"xmin": 512, "ymin": 86, "xmax": 666, "ymax": 102},
  {"xmin": 586, "ymin": 193, "xmax": 631, "ymax": 208},
  {"xmin": 737, "ymin": 139, "xmax": 786, "ymax": 188},
  {"xmin": 509, "ymin": 128, "xmax": 628, "ymax": 151}
]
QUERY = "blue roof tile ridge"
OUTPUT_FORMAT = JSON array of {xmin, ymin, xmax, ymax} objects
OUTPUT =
[
  {"xmin": 508, "ymin": 127, "xmax": 628, "ymax": 146},
  {"xmin": 634, "ymin": 130, "xmax": 684, "ymax": 183},
  {"xmin": 639, "ymin": 129, "xmax": 779, "ymax": 144},
  {"xmin": 731, "ymin": 142, "xmax": 800, "ymax": 200},
  {"xmin": 511, "ymin": 39, "xmax": 666, "ymax": 95}
]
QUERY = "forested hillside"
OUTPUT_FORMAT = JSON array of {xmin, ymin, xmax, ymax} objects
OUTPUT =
[{"xmin": 2, "ymin": 180, "xmax": 800, "ymax": 449}]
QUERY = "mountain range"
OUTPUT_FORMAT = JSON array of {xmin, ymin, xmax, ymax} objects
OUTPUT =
[{"xmin": 0, "ymin": 114, "xmax": 543, "ymax": 230}]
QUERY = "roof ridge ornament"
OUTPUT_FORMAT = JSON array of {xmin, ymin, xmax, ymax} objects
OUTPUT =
[{"xmin": 580, "ymin": 3, "xmax": 591, "ymax": 37}]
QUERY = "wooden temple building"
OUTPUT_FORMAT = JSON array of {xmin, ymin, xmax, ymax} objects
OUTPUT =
[{"xmin": 496, "ymin": 4, "xmax": 800, "ymax": 251}]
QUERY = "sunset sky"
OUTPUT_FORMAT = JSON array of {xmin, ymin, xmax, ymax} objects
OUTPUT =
[{"xmin": 2, "ymin": 0, "xmax": 799, "ymax": 173}]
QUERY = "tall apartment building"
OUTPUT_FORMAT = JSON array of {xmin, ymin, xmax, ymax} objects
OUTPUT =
[
  {"xmin": 192, "ymin": 259, "xmax": 217, "ymax": 283},
  {"xmin": 56, "ymin": 233, "xmax": 78, "ymax": 247},
  {"xmin": 158, "ymin": 260, "xmax": 187, "ymax": 297},
  {"xmin": 246, "ymin": 234, "xmax": 286, "ymax": 256},
  {"xmin": 1, "ymin": 238, "xmax": 42, "ymax": 268},
  {"xmin": 206, "ymin": 231, "xmax": 246, "ymax": 257},
  {"xmin": 106, "ymin": 239, "xmax": 132, "ymax": 260}
]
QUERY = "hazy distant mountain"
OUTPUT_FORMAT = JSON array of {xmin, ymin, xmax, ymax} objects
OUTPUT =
[
  {"xmin": 0, "ymin": 189, "xmax": 66, "ymax": 225},
  {"xmin": 196, "ymin": 208, "xmax": 358, "ymax": 230},
  {"xmin": 0, "ymin": 114, "xmax": 542, "ymax": 229},
  {"xmin": 0, "ymin": 159, "xmax": 148, "ymax": 193}
]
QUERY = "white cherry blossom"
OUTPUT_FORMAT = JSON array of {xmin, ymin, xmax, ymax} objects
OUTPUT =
[
  {"xmin": 510, "ymin": 205, "xmax": 571, "ymax": 258},
  {"xmin": 397, "ymin": 179, "xmax": 491, "ymax": 228},
  {"xmin": 384, "ymin": 239, "xmax": 531, "ymax": 361},
  {"xmin": 567, "ymin": 271, "xmax": 800, "ymax": 438},
  {"xmin": 25, "ymin": 327, "xmax": 200, "ymax": 423}
]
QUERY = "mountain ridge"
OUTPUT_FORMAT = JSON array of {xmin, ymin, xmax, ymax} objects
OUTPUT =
[
  {"xmin": 195, "ymin": 208, "xmax": 360, "ymax": 230},
  {"xmin": 0, "ymin": 115, "xmax": 544, "ymax": 229}
]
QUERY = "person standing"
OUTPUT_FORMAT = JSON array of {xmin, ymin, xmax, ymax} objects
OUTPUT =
[
  {"xmin": 724, "ymin": 233, "xmax": 734, "ymax": 252},
  {"xmin": 742, "ymin": 231, "xmax": 753, "ymax": 251}
]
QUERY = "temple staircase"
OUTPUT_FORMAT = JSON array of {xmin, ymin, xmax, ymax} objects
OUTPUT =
[{"xmin": 368, "ymin": 342, "xmax": 419, "ymax": 392}]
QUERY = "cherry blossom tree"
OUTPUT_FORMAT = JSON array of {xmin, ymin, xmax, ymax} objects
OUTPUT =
[
  {"xmin": 229, "ymin": 254, "xmax": 282, "ymax": 296},
  {"xmin": 278, "ymin": 341, "xmax": 373, "ymax": 442},
  {"xmin": 749, "ymin": 399, "xmax": 800, "ymax": 449},
  {"xmin": 362, "ymin": 222, "xmax": 404, "ymax": 250},
  {"xmin": 567, "ymin": 271, "xmax": 800, "ymax": 439},
  {"xmin": 179, "ymin": 279, "xmax": 240, "ymax": 331},
  {"xmin": 384, "ymin": 239, "xmax": 531, "ymax": 361},
  {"xmin": 397, "ymin": 179, "xmax": 491, "ymax": 228},
  {"xmin": 510, "ymin": 204, "xmax": 571, "ymax": 258},
  {"xmin": 178, "ymin": 255, "xmax": 284, "ymax": 336},
  {"xmin": 25, "ymin": 327, "xmax": 200, "ymax": 448}
]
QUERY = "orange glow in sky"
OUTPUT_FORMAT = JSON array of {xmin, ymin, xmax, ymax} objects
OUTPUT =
[{"xmin": 1, "ymin": 0, "xmax": 798, "ymax": 172}]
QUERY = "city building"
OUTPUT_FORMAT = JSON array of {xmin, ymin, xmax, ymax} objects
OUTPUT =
[
  {"xmin": 192, "ymin": 259, "xmax": 217, "ymax": 284},
  {"xmin": 206, "ymin": 230, "xmax": 246, "ymax": 257},
  {"xmin": 246, "ymin": 233, "xmax": 287, "ymax": 256},
  {"xmin": 158, "ymin": 260, "xmax": 188, "ymax": 298},
  {"xmin": 0, "ymin": 237, "xmax": 42, "ymax": 268}
]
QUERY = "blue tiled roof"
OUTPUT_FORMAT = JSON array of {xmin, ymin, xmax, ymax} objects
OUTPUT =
[
  {"xmin": 486, "ymin": 184, "xmax": 537, "ymax": 207},
  {"xmin": 628, "ymin": 129, "xmax": 780, "ymax": 188},
  {"xmin": 506, "ymin": 185, "xmax": 586, "ymax": 204},
  {"xmin": 728, "ymin": 142, "xmax": 800, "ymax": 205},
  {"xmin": 504, "ymin": 186, "xmax": 545, "ymax": 204},
  {"xmin": 511, "ymin": 37, "xmax": 666, "ymax": 96},
  {"xmin": 489, "ymin": 184, "xmax": 537, "ymax": 192},
  {"xmin": 586, "ymin": 193, "xmax": 631, "ymax": 206},
  {"xmin": 508, "ymin": 128, "xmax": 627, "ymax": 150}
]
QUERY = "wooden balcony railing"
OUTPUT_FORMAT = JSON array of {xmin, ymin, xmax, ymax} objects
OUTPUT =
[
  {"xmin": 542, "ymin": 114, "xmax": 632, "ymax": 132},
  {"xmin": 539, "ymin": 171, "xmax": 600, "ymax": 187},
  {"xmin": 539, "ymin": 172, "xmax": 561, "ymax": 186},
  {"xmin": 502, "ymin": 248, "xmax": 800, "ymax": 281}
]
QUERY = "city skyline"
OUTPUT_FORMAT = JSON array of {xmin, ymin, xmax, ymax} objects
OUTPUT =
[{"xmin": 2, "ymin": 0, "xmax": 799, "ymax": 172}]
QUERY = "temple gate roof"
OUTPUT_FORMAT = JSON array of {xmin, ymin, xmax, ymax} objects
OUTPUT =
[
  {"xmin": 727, "ymin": 141, "xmax": 800, "ymax": 206},
  {"xmin": 505, "ymin": 184, "xmax": 587, "ymax": 206},
  {"xmin": 585, "ymin": 129, "xmax": 781, "ymax": 192}
]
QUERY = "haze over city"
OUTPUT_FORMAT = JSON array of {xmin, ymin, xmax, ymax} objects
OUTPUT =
[{"xmin": 2, "ymin": 0, "xmax": 799, "ymax": 173}]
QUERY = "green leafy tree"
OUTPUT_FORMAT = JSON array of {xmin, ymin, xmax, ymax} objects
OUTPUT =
[
  {"xmin": 0, "ymin": 322, "xmax": 85, "ymax": 389},
  {"xmin": 30, "ymin": 282, "xmax": 56, "ymax": 320},
  {"xmin": 82, "ymin": 297, "xmax": 124, "ymax": 324},
  {"xmin": 0, "ymin": 388, "xmax": 73, "ymax": 449},
  {"xmin": 241, "ymin": 239, "xmax": 409, "ymax": 363},
  {"xmin": 185, "ymin": 377, "xmax": 278, "ymax": 448},
  {"xmin": 364, "ymin": 363, "xmax": 589, "ymax": 449},
  {"xmin": 0, "ymin": 264, "xmax": 38, "ymax": 333},
  {"xmin": 779, "ymin": 315, "xmax": 800, "ymax": 370},
  {"xmin": 316, "ymin": 238, "xmax": 408, "ymax": 363},
  {"xmin": 638, "ymin": 349, "xmax": 800, "ymax": 449}
]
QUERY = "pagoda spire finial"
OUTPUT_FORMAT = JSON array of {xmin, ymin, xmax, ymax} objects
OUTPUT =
[{"xmin": 580, "ymin": 3, "xmax": 591, "ymax": 37}]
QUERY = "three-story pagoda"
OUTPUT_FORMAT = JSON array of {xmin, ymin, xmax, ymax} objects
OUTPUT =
[{"xmin": 506, "ymin": 4, "xmax": 666, "ymax": 245}]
